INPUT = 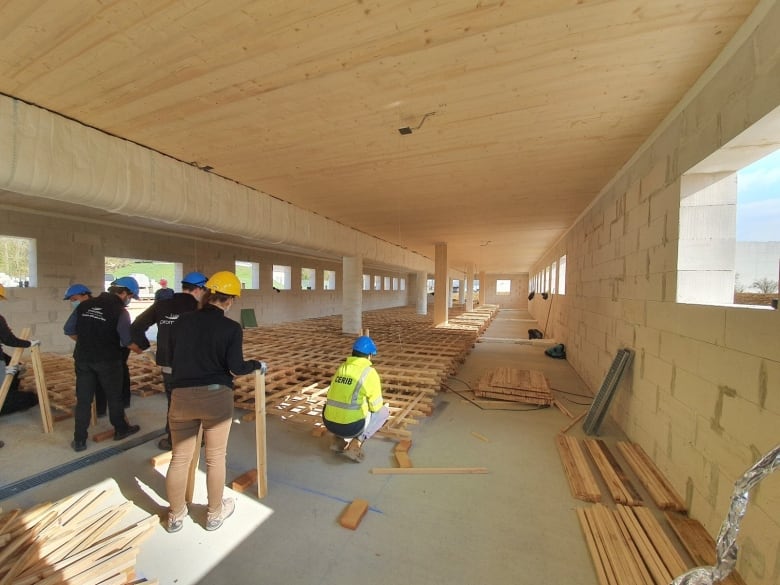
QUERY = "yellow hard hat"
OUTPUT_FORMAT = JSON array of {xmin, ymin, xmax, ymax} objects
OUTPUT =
[
  {"xmin": 205, "ymin": 271, "xmax": 242, "ymax": 297},
  {"xmin": 0, "ymin": 284, "xmax": 5, "ymax": 300}
]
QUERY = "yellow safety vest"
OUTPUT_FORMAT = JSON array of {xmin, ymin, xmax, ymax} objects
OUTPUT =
[{"xmin": 324, "ymin": 356, "xmax": 383, "ymax": 424}]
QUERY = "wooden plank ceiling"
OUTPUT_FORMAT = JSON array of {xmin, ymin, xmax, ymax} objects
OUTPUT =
[{"xmin": 0, "ymin": 0, "xmax": 759, "ymax": 274}]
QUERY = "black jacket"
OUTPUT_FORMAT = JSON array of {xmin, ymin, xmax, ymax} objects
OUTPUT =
[
  {"xmin": 74, "ymin": 293, "xmax": 128, "ymax": 363},
  {"xmin": 170, "ymin": 304, "xmax": 260, "ymax": 389},
  {"xmin": 130, "ymin": 292, "xmax": 199, "ymax": 367},
  {"xmin": 0, "ymin": 314, "xmax": 31, "ymax": 354}
]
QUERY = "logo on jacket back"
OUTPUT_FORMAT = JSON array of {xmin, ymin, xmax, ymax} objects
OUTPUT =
[
  {"xmin": 159, "ymin": 313, "xmax": 181, "ymax": 326},
  {"xmin": 334, "ymin": 375, "xmax": 354, "ymax": 385},
  {"xmin": 83, "ymin": 307, "xmax": 106, "ymax": 322}
]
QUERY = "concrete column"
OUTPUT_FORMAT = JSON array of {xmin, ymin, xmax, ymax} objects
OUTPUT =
[
  {"xmin": 447, "ymin": 277, "xmax": 453, "ymax": 308},
  {"xmin": 479, "ymin": 270, "xmax": 486, "ymax": 305},
  {"xmin": 415, "ymin": 271, "xmax": 428, "ymax": 315},
  {"xmin": 458, "ymin": 277, "xmax": 465, "ymax": 304},
  {"xmin": 342, "ymin": 256, "xmax": 362, "ymax": 334},
  {"xmin": 465, "ymin": 262, "xmax": 474, "ymax": 312},
  {"xmin": 434, "ymin": 243, "xmax": 448, "ymax": 326}
]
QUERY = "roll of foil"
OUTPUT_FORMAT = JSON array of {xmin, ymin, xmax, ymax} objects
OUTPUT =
[{"xmin": 671, "ymin": 443, "xmax": 780, "ymax": 585}]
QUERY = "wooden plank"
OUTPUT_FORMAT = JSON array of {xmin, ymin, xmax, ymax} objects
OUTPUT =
[
  {"xmin": 0, "ymin": 327, "xmax": 30, "ymax": 413},
  {"xmin": 338, "ymin": 499, "xmax": 369, "ymax": 530},
  {"xmin": 370, "ymin": 467, "xmax": 488, "ymax": 475},
  {"xmin": 577, "ymin": 508, "xmax": 612, "ymax": 585},
  {"xmin": 664, "ymin": 511, "xmax": 748, "ymax": 585},
  {"xmin": 256, "ymin": 370, "xmax": 267, "ymax": 499},
  {"xmin": 394, "ymin": 451, "xmax": 413, "ymax": 468},
  {"xmin": 584, "ymin": 439, "xmax": 642, "ymax": 506},
  {"xmin": 91, "ymin": 429, "xmax": 115, "ymax": 442},
  {"xmin": 556, "ymin": 434, "xmax": 602, "ymax": 503},
  {"xmin": 30, "ymin": 345, "xmax": 54, "ymax": 433},
  {"xmin": 150, "ymin": 451, "xmax": 172, "ymax": 467},
  {"xmin": 231, "ymin": 469, "xmax": 258, "ymax": 493}
]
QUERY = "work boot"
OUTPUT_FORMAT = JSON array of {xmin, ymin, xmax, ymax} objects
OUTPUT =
[
  {"xmin": 158, "ymin": 436, "xmax": 172, "ymax": 450},
  {"xmin": 329, "ymin": 436, "xmax": 348, "ymax": 452},
  {"xmin": 71, "ymin": 440, "xmax": 87, "ymax": 452},
  {"xmin": 114, "ymin": 424, "xmax": 140, "ymax": 441},
  {"xmin": 167, "ymin": 505, "xmax": 188, "ymax": 533},
  {"xmin": 206, "ymin": 498, "xmax": 236, "ymax": 531},
  {"xmin": 341, "ymin": 438, "xmax": 364, "ymax": 462}
]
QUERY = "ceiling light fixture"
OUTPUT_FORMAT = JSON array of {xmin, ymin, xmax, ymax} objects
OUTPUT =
[{"xmin": 398, "ymin": 111, "xmax": 437, "ymax": 135}]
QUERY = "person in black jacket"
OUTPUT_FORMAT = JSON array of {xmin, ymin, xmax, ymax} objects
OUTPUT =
[
  {"xmin": 130, "ymin": 271, "xmax": 209, "ymax": 450},
  {"xmin": 0, "ymin": 284, "xmax": 40, "ymax": 418},
  {"xmin": 71, "ymin": 277, "xmax": 143, "ymax": 452},
  {"xmin": 164, "ymin": 271, "xmax": 267, "ymax": 533}
]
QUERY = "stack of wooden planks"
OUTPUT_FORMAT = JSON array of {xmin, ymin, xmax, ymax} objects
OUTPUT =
[
  {"xmin": 583, "ymin": 439, "xmax": 643, "ymax": 506},
  {"xmin": 617, "ymin": 442, "xmax": 686, "ymax": 512},
  {"xmin": 0, "ymin": 488, "xmax": 157, "ymax": 584},
  {"xmin": 664, "ymin": 512, "xmax": 747, "ymax": 585},
  {"xmin": 577, "ymin": 504, "xmax": 688, "ymax": 585},
  {"xmin": 474, "ymin": 367, "xmax": 553, "ymax": 405},
  {"xmin": 556, "ymin": 434, "xmax": 601, "ymax": 502}
]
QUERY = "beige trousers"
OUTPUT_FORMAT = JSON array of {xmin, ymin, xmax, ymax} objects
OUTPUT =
[{"xmin": 165, "ymin": 385, "xmax": 234, "ymax": 516}]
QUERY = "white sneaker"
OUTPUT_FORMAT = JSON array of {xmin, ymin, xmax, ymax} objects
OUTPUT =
[{"xmin": 206, "ymin": 498, "xmax": 236, "ymax": 531}]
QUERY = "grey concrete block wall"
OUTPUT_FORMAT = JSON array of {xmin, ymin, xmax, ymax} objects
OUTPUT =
[
  {"xmin": 0, "ymin": 208, "xmax": 411, "ymax": 354},
  {"xmin": 530, "ymin": 4, "xmax": 780, "ymax": 583}
]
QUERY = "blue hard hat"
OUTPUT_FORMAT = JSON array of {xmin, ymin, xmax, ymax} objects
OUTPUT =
[
  {"xmin": 111, "ymin": 276, "xmax": 140, "ymax": 299},
  {"xmin": 353, "ymin": 336, "xmax": 377, "ymax": 356},
  {"xmin": 182, "ymin": 271, "xmax": 208, "ymax": 287},
  {"xmin": 63, "ymin": 283, "xmax": 92, "ymax": 300}
]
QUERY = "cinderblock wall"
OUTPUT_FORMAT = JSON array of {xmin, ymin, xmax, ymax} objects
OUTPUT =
[
  {"xmin": 0, "ymin": 208, "xmax": 410, "ymax": 354},
  {"xmin": 531, "ymin": 4, "xmax": 780, "ymax": 584}
]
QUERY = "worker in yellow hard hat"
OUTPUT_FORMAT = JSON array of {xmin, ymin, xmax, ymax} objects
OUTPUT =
[{"xmin": 164, "ymin": 271, "xmax": 268, "ymax": 533}]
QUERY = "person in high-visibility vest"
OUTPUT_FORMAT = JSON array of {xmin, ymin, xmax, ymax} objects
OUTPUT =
[{"xmin": 322, "ymin": 335, "xmax": 390, "ymax": 462}]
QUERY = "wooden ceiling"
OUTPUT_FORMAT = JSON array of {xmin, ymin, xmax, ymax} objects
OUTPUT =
[{"xmin": 0, "ymin": 0, "xmax": 759, "ymax": 274}]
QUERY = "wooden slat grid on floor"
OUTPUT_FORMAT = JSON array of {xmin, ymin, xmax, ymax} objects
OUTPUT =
[
  {"xmin": 234, "ymin": 305, "xmax": 496, "ymax": 438},
  {"xmin": 475, "ymin": 367, "xmax": 553, "ymax": 405},
  {"xmin": 18, "ymin": 306, "xmax": 496, "ymax": 436}
]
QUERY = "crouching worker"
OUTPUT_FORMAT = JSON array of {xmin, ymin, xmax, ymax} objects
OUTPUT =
[{"xmin": 322, "ymin": 336, "xmax": 390, "ymax": 462}]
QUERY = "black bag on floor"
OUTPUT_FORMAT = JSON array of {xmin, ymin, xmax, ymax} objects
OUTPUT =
[
  {"xmin": 545, "ymin": 344, "xmax": 566, "ymax": 359},
  {"xmin": 528, "ymin": 328, "xmax": 544, "ymax": 339}
]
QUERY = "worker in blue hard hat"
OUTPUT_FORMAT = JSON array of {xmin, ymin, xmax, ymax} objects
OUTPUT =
[
  {"xmin": 322, "ymin": 335, "xmax": 390, "ymax": 462},
  {"xmin": 70, "ymin": 276, "xmax": 143, "ymax": 452},
  {"xmin": 131, "ymin": 270, "xmax": 209, "ymax": 450},
  {"xmin": 62, "ymin": 283, "xmax": 107, "ymax": 417},
  {"xmin": 110, "ymin": 276, "xmax": 145, "ymax": 409}
]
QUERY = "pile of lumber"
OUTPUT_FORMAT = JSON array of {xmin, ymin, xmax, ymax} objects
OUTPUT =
[
  {"xmin": 0, "ymin": 488, "xmax": 157, "ymax": 584},
  {"xmin": 556, "ymin": 434, "xmax": 601, "ymax": 502},
  {"xmin": 474, "ymin": 367, "xmax": 553, "ymax": 405},
  {"xmin": 577, "ymin": 504, "xmax": 688, "ymax": 585},
  {"xmin": 617, "ymin": 442, "xmax": 686, "ymax": 512}
]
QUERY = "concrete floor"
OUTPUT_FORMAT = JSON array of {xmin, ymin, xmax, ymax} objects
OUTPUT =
[{"xmin": 0, "ymin": 308, "xmax": 609, "ymax": 585}]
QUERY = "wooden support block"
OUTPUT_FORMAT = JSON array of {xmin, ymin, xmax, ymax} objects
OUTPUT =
[
  {"xmin": 230, "ymin": 469, "xmax": 258, "ymax": 493},
  {"xmin": 338, "ymin": 499, "xmax": 369, "ymax": 530},
  {"xmin": 394, "ymin": 451, "xmax": 413, "ymax": 468},
  {"xmin": 150, "ymin": 451, "xmax": 172, "ymax": 467},
  {"xmin": 311, "ymin": 425, "xmax": 327, "ymax": 437},
  {"xmin": 371, "ymin": 467, "xmax": 488, "ymax": 475},
  {"xmin": 92, "ymin": 429, "xmax": 115, "ymax": 442},
  {"xmin": 394, "ymin": 439, "xmax": 412, "ymax": 453}
]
